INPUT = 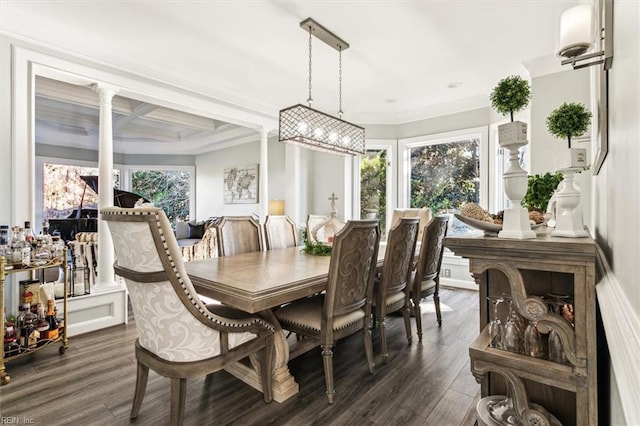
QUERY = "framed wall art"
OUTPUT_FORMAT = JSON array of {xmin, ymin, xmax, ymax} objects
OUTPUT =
[{"xmin": 223, "ymin": 163, "xmax": 259, "ymax": 204}]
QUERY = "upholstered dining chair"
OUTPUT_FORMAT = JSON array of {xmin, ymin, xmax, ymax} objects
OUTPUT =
[
  {"xmin": 411, "ymin": 215, "xmax": 450, "ymax": 340},
  {"xmin": 275, "ymin": 220, "xmax": 381, "ymax": 404},
  {"xmin": 390, "ymin": 207, "xmax": 432, "ymax": 241},
  {"xmin": 264, "ymin": 215, "xmax": 298, "ymax": 250},
  {"xmin": 374, "ymin": 217, "xmax": 420, "ymax": 363},
  {"xmin": 101, "ymin": 207, "xmax": 274, "ymax": 426},
  {"xmin": 215, "ymin": 216, "xmax": 263, "ymax": 256},
  {"xmin": 305, "ymin": 214, "xmax": 328, "ymax": 243}
]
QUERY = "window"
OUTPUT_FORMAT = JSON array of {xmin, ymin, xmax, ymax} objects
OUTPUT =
[
  {"xmin": 357, "ymin": 140, "xmax": 395, "ymax": 239},
  {"xmin": 42, "ymin": 162, "xmax": 120, "ymax": 220},
  {"xmin": 399, "ymin": 127, "xmax": 489, "ymax": 236},
  {"xmin": 129, "ymin": 169, "xmax": 192, "ymax": 224}
]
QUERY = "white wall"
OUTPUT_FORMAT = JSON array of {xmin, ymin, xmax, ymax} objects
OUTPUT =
[
  {"xmin": 596, "ymin": 1, "xmax": 640, "ymax": 423},
  {"xmin": 530, "ymin": 69, "xmax": 591, "ymax": 175}
]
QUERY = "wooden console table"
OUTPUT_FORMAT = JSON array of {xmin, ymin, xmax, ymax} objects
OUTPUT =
[{"xmin": 446, "ymin": 229, "xmax": 596, "ymax": 425}]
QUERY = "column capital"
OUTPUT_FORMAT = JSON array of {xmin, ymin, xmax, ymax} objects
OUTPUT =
[{"xmin": 90, "ymin": 83, "xmax": 119, "ymax": 102}]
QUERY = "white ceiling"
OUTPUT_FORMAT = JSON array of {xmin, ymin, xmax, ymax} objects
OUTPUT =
[{"xmin": 1, "ymin": 0, "xmax": 585, "ymax": 154}]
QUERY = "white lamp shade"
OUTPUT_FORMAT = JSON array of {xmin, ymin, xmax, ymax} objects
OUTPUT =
[
  {"xmin": 268, "ymin": 200, "xmax": 285, "ymax": 215},
  {"xmin": 557, "ymin": 4, "xmax": 594, "ymax": 58}
]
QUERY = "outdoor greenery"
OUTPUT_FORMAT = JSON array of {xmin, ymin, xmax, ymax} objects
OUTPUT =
[
  {"xmin": 489, "ymin": 75, "xmax": 531, "ymax": 122},
  {"xmin": 131, "ymin": 170, "xmax": 190, "ymax": 224},
  {"xmin": 546, "ymin": 102, "xmax": 591, "ymax": 149},
  {"xmin": 523, "ymin": 172, "xmax": 564, "ymax": 212},
  {"xmin": 360, "ymin": 150, "xmax": 387, "ymax": 234},
  {"xmin": 410, "ymin": 140, "xmax": 481, "ymax": 212}
]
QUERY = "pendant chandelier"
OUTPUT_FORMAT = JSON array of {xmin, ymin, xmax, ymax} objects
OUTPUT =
[{"xmin": 279, "ymin": 18, "xmax": 365, "ymax": 156}]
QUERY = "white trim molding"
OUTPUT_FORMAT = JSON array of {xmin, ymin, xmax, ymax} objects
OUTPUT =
[{"xmin": 596, "ymin": 247, "xmax": 640, "ymax": 426}]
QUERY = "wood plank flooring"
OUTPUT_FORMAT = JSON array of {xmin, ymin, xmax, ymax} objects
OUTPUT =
[{"xmin": 0, "ymin": 287, "xmax": 480, "ymax": 426}]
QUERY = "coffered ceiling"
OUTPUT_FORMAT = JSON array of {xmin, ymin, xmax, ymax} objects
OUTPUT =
[{"xmin": 2, "ymin": 1, "xmax": 586, "ymax": 155}]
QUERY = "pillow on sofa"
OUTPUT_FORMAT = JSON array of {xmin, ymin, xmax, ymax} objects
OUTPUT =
[
  {"xmin": 188, "ymin": 222, "xmax": 206, "ymax": 239},
  {"xmin": 175, "ymin": 222, "xmax": 189, "ymax": 240}
]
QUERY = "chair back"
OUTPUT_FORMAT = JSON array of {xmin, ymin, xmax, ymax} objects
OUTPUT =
[
  {"xmin": 390, "ymin": 208, "xmax": 432, "ymax": 240},
  {"xmin": 415, "ymin": 215, "xmax": 450, "ymax": 282},
  {"xmin": 264, "ymin": 215, "xmax": 298, "ymax": 250},
  {"xmin": 306, "ymin": 214, "xmax": 328, "ymax": 243},
  {"xmin": 215, "ymin": 216, "xmax": 263, "ymax": 256},
  {"xmin": 378, "ymin": 217, "xmax": 420, "ymax": 300},
  {"xmin": 323, "ymin": 220, "xmax": 380, "ymax": 334},
  {"xmin": 101, "ymin": 207, "xmax": 251, "ymax": 362}
]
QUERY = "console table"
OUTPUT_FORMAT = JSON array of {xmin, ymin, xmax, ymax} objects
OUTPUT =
[{"xmin": 446, "ymin": 229, "xmax": 597, "ymax": 425}]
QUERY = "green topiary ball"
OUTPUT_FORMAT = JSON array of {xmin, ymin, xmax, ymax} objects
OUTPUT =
[
  {"xmin": 546, "ymin": 102, "xmax": 591, "ymax": 149},
  {"xmin": 489, "ymin": 75, "xmax": 531, "ymax": 122}
]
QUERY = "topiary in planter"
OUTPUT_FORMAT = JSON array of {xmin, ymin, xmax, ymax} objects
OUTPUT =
[
  {"xmin": 546, "ymin": 102, "xmax": 591, "ymax": 149},
  {"xmin": 489, "ymin": 75, "xmax": 531, "ymax": 122},
  {"xmin": 523, "ymin": 172, "xmax": 564, "ymax": 213}
]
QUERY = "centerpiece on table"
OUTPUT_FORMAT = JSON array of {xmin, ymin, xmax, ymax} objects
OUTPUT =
[
  {"xmin": 546, "ymin": 102, "xmax": 591, "ymax": 237},
  {"xmin": 490, "ymin": 75, "xmax": 536, "ymax": 239}
]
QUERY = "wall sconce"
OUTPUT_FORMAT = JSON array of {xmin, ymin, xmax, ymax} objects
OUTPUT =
[
  {"xmin": 558, "ymin": 0, "xmax": 613, "ymax": 70},
  {"xmin": 268, "ymin": 200, "xmax": 285, "ymax": 216}
]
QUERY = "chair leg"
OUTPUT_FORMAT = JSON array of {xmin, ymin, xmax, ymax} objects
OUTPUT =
[
  {"xmin": 170, "ymin": 378, "xmax": 187, "ymax": 426},
  {"xmin": 364, "ymin": 325, "xmax": 375, "ymax": 374},
  {"xmin": 434, "ymin": 293, "xmax": 442, "ymax": 327},
  {"xmin": 261, "ymin": 335, "xmax": 274, "ymax": 403},
  {"xmin": 378, "ymin": 318, "xmax": 389, "ymax": 364},
  {"xmin": 130, "ymin": 361, "xmax": 149, "ymax": 421},
  {"xmin": 402, "ymin": 304, "xmax": 413, "ymax": 344},
  {"xmin": 321, "ymin": 344, "xmax": 336, "ymax": 404},
  {"xmin": 414, "ymin": 300, "xmax": 424, "ymax": 342}
]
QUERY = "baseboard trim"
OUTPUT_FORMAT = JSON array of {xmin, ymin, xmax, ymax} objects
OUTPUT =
[
  {"xmin": 441, "ymin": 277, "xmax": 477, "ymax": 291},
  {"xmin": 595, "ymin": 246, "xmax": 640, "ymax": 426}
]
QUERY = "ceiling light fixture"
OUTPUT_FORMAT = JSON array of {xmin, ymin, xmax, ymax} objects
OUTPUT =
[
  {"xmin": 279, "ymin": 18, "xmax": 365, "ymax": 156},
  {"xmin": 558, "ymin": 0, "xmax": 613, "ymax": 70}
]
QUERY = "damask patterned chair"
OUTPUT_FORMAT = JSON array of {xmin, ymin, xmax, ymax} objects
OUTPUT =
[
  {"xmin": 305, "ymin": 214, "xmax": 328, "ymax": 243},
  {"xmin": 264, "ymin": 215, "xmax": 298, "ymax": 250},
  {"xmin": 373, "ymin": 217, "xmax": 420, "ymax": 362},
  {"xmin": 275, "ymin": 220, "xmax": 381, "ymax": 404},
  {"xmin": 215, "ymin": 216, "xmax": 263, "ymax": 256},
  {"xmin": 411, "ymin": 215, "xmax": 450, "ymax": 340},
  {"xmin": 101, "ymin": 207, "xmax": 274, "ymax": 426}
]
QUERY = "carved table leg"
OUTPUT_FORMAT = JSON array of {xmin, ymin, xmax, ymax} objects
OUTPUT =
[{"xmin": 225, "ymin": 309, "xmax": 299, "ymax": 403}]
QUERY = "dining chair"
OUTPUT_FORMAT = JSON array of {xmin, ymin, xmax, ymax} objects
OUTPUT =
[
  {"xmin": 305, "ymin": 214, "xmax": 328, "ymax": 243},
  {"xmin": 275, "ymin": 220, "xmax": 381, "ymax": 404},
  {"xmin": 390, "ymin": 207, "xmax": 432, "ymax": 240},
  {"xmin": 374, "ymin": 217, "xmax": 420, "ymax": 362},
  {"xmin": 101, "ymin": 207, "xmax": 274, "ymax": 426},
  {"xmin": 411, "ymin": 215, "xmax": 450, "ymax": 340},
  {"xmin": 264, "ymin": 215, "xmax": 298, "ymax": 250},
  {"xmin": 215, "ymin": 216, "xmax": 263, "ymax": 256}
]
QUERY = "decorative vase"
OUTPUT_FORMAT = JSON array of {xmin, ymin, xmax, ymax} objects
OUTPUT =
[
  {"xmin": 497, "ymin": 121, "xmax": 536, "ymax": 240},
  {"xmin": 551, "ymin": 167, "xmax": 588, "ymax": 238}
]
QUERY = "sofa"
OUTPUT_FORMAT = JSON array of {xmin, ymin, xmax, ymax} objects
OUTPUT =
[{"xmin": 174, "ymin": 219, "xmax": 219, "ymax": 261}]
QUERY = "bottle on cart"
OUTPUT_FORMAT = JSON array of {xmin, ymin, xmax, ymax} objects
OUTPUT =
[
  {"xmin": 45, "ymin": 299, "xmax": 59, "ymax": 340},
  {"xmin": 18, "ymin": 303, "xmax": 37, "ymax": 349},
  {"xmin": 24, "ymin": 221, "xmax": 36, "ymax": 246},
  {"xmin": 0, "ymin": 225, "xmax": 9, "ymax": 261},
  {"xmin": 10, "ymin": 226, "xmax": 31, "ymax": 266}
]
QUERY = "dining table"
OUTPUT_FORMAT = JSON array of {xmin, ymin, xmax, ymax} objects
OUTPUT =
[{"xmin": 185, "ymin": 245, "xmax": 386, "ymax": 403}]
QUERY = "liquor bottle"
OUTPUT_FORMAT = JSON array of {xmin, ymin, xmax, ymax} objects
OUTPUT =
[
  {"xmin": 35, "ymin": 303, "xmax": 50, "ymax": 337},
  {"xmin": 18, "ymin": 303, "xmax": 36, "ymax": 349},
  {"xmin": 0, "ymin": 225, "xmax": 9, "ymax": 261},
  {"xmin": 45, "ymin": 299, "xmax": 59, "ymax": 340},
  {"xmin": 10, "ymin": 226, "xmax": 31, "ymax": 266},
  {"xmin": 24, "ymin": 221, "xmax": 36, "ymax": 246}
]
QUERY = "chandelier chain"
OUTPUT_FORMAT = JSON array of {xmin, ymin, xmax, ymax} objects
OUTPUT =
[
  {"xmin": 338, "ymin": 47, "xmax": 343, "ymax": 118},
  {"xmin": 307, "ymin": 26, "xmax": 313, "ymax": 106}
]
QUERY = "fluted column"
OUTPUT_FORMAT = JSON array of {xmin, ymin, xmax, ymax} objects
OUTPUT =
[
  {"xmin": 92, "ymin": 84, "xmax": 119, "ymax": 291},
  {"xmin": 259, "ymin": 128, "xmax": 269, "ymax": 222}
]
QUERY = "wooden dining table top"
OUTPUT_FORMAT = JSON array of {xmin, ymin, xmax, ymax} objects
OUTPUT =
[{"xmin": 185, "ymin": 245, "xmax": 386, "ymax": 314}]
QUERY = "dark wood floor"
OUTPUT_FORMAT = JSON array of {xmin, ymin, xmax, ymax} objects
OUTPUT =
[{"xmin": 1, "ymin": 287, "xmax": 480, "ymax": 426}]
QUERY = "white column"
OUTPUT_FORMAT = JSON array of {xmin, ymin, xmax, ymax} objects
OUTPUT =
[
  {"xmin": 259, "ymin": 128, "xmax": 269, "ymax": 222},
  {"xmin": 92, "ymin": 84, "xmax": 119, "ymax": 291}
]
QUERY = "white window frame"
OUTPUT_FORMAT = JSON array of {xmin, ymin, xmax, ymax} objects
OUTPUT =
[
  {"xmin": 398, "ymin": 126, "xmax": 490, "ymax": 211},
  {"xmin": 353, "ymin": 139, "xmax": 397, "ymax": 233}
]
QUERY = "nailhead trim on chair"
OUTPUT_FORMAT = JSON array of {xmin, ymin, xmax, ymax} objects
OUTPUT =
[{"xmin": 103, "ymin": 208, "xmax": 274, "ymax": 332}]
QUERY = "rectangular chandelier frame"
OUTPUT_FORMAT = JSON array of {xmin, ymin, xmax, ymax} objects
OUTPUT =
[{"xmin": 279, "ymin": 104, "xmax": 365, "ymax": 156}]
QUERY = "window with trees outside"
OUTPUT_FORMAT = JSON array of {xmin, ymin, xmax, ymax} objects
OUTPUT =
[
  {"xmin": 130, "ymin": 169, "xmax": 191, "ymax": 224},
  {"xmin": 400, "ymin": 127, "xmax": 489, "ymax": 237},
  {"xmin": 360, "ymin": 149, "xmax": 388, "ymax": 236}
]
